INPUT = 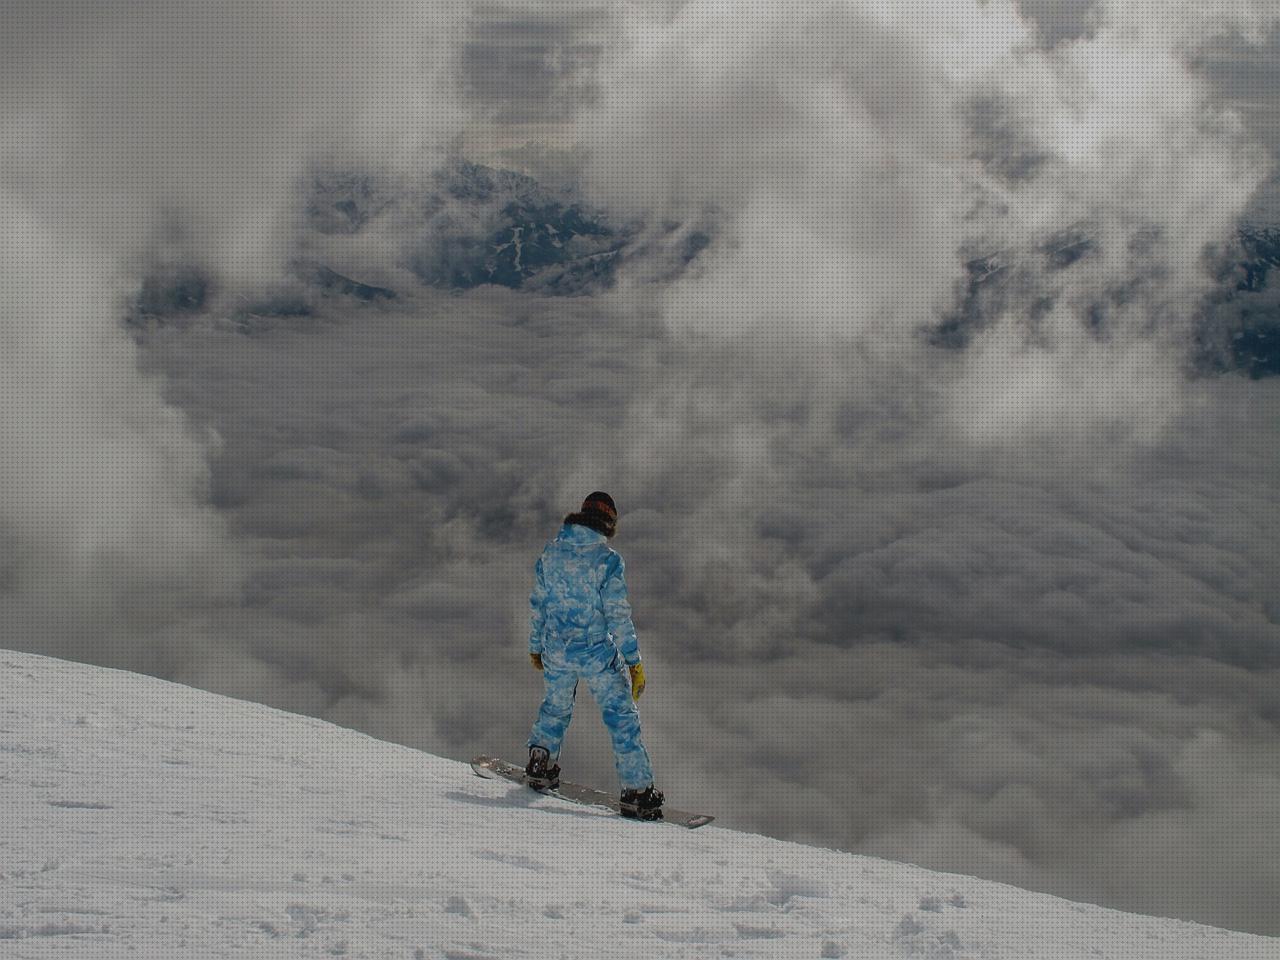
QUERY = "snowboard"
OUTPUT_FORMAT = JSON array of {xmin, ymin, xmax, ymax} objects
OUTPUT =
[{"xmin": 471, "ymin": 755, "xmax": 714, "ymax": 829}]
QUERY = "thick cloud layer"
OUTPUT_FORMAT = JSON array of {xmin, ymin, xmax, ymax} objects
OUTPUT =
[
  {"xmin": 0, "ymin": 0, "xmax": 466, "ymax": 670},
  {"xmin": 577, "ymin": 0, "xmax": 1271, "ymax": 441},
  {"xmin": 5, "ymin": 0, "xmax": 1280, "ymax": 940},
  {"xmin": 0, "ymin": 195, "xmax": 237, "ymax": 671},
  {"xmin": 136, "ymin": 266, "xmax": 1280, "ymax": 936}
]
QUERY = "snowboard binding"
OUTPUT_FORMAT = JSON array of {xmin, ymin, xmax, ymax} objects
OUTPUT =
[
  {"xmin": 620, "ymin": 784, "xmax": 665, "ymax": 821},
  {"xmin": 525, "ymin": 746, "xmax": 561, "ymax": 791}
]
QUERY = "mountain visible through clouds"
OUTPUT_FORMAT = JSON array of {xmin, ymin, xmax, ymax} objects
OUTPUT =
[{"xmin": 131, "ymin": 156, "xmax": 1280, "ymax": 382}]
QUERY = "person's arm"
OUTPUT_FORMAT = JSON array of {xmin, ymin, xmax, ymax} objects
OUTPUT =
[
  {"xmin": 528, "ymin": 556, "xmax": 549, "ymax": 660},
  {"xmin": 602, "ymin": 552, "xmax": 640, "ymax": 665}
]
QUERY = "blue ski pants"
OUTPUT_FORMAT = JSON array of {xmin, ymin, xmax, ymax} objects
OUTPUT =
[{"xmin": 528, "ymin": 635, "xmax": 654, "ymax": 790}]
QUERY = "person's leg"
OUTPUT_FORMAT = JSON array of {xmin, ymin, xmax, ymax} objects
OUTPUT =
[
  {"xmin": 528, "ymin": 647, "xmax": 579, "ymax": 761},
  {"xmin": 582, "ymin": 645, "xmax": 654, "ymax": 790}
]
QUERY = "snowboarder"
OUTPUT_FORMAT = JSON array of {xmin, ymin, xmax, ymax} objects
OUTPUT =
[{"xmin": 525, "ymin": 492, "xmax": 664, "ymax": 820}]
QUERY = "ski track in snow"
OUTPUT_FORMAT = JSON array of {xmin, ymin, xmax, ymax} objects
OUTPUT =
[{"xmin": 0, "ymin": 650, "xmax": 1272, "ymax": 959}]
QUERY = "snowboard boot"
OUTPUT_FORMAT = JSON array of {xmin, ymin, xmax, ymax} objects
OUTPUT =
[
  {"xmin": 620, "ymin": 784, "xmax": 664, "ymax": 821},
  {"xmin": 525, "ymin": 746, "xmax": 560, "ymax": 790}
]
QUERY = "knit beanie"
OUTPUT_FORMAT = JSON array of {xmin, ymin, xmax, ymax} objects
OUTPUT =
[
  {"xmin": 566, "ymin": 491, "xmax": 618, "ymax": 538},
  {"xmin": 582, "ymin": 492, "xmax": 617, "ymax": 522}
]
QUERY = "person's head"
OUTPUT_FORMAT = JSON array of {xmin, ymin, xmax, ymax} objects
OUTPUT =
[{"xmin": 567, "ymin": 490, "xmax": 617, "ymax": 538}]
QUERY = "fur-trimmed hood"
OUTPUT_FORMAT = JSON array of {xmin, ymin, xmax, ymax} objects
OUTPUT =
[{"xmin": 562, "ymin": 511, "xmax": 614, "ymax": 539}]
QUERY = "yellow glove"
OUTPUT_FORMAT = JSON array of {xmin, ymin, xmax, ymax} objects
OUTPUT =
[
  {"xmin": 530, "ymin": 652, "xmax": 543, "ymax": 671},
  {"xmin": 628, "ymin": 662, "xmax": 646, "ymax": 701}
]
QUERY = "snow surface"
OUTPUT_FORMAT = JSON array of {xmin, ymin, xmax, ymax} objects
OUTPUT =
[{"xmin": 0, "ymin": 650, "xmax": 1272, "ymax": 959}]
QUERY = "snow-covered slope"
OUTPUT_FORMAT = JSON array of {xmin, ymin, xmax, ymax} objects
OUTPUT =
[{"xmin": 1, "ymin": 650, "xmax": 1272, "ymax": 959}]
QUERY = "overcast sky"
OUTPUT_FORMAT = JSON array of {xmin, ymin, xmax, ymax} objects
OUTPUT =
[{"xmin": 3, "ymin": 0, "xmax": 1280, "ymax": 939}]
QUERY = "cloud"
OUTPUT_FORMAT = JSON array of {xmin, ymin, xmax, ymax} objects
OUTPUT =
[
  {"xmin": 1015, "ymin": 0, "xmax": 1100, "ymax": 45},
  {"xmin": 460, "ymin": 1, "xmax": 610, "ymax": 124},
  {"xmin": 0, "ymin": 0, "xmax": 468, "ymax": 670},
  {"xmin": 0, "ymin": 188, "xmax": 238, "ymax": 670},
  {"xmin": 2, "ymin": 0, "xmax": 467, "ymax": 278},
  {"xmin": 577, "ymin": 0, "xmax": 1273, "ymax": 439}
]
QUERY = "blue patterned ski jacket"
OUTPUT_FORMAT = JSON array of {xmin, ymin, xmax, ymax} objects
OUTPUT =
[{"xmin": 528, "ymin": 522, "xmax": 641, "ymax": 665}]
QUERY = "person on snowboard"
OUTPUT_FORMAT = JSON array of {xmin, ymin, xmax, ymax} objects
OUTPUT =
[{"xmin": 525, "ymin": 492, "xmax": 664, "ymax": 820}]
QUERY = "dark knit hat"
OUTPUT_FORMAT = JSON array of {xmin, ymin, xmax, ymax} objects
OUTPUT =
[
  {"xmin": 565, "ymin": 491, "xmax": 618, "ymax": 538},
  {"xmin": 582, "ymin": 492, "xmax": 617, "ymax": 521}
]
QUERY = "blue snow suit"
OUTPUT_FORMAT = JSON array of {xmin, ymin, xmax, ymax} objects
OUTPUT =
[{"xmin": 526, "ymin": 522, "xmax": 654, "ymax": 790}]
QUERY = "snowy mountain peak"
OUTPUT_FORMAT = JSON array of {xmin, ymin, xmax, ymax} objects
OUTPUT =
[{"xmin": 3, "ymin": 649, "xmax": 1274, "ymax": 958}]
